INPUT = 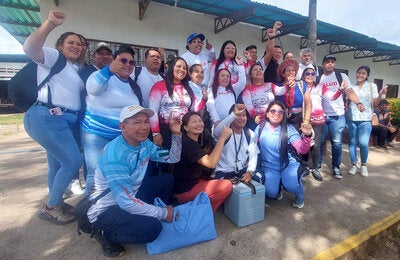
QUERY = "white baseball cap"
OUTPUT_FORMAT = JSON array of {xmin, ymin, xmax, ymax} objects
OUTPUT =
[{"xmin": 119, "ymin": 105, "xmax": 154, "ymax": 122}]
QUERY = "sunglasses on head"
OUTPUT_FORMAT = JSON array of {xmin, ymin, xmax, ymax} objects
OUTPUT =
[
  {"xmin": 120, "ymin": 58, "xmax": 135, "ymax": 66},
  {"xmin": 305, "ymin": 72, "xmax": 316, "ymax": 76},
  {"xmin": 269, "ymin": 109, "xmax": 285, "ymax": 115}
]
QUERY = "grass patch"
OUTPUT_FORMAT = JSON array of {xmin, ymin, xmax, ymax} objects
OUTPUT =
[{"xmin": 0, "ymin": 114, "xmax": 24, "ymax": 125}]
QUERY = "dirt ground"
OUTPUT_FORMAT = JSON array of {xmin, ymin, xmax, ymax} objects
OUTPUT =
[{"xmin": 0, "ymin": 124, "xmax": 399, "ymax": 260}]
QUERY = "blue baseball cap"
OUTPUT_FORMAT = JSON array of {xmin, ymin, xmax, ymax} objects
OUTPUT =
[{"xmin": 187, "ymin": 33, "xmax": 205, "ymax": 43}]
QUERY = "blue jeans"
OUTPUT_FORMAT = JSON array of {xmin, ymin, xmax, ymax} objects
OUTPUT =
[
  {"xmin": 320, "ymin": 115, "xmax": 346, "ymax": 169},
  {"xmin": 81, "ymin": 130, "xmax": 114, "ymax": 194},
  {"xmin": 24, "ymin": 104, "xmax": 82, "ymax": 207},
  {"xmin": 347, "ymin": 121, "xmax": 372, "ymax": 164},
  {"xmin": 93, "ymin": 174, "xmax": 174, "ymax": 244}
]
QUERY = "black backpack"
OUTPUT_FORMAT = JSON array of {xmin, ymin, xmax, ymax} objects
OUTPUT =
[
  {"xmin": 8, "ymin": 52, "xmax": 67, "ymax": 112},
  {"xmin": 76, "ymin": 188, "xmax": 110, "ymax": 235}
]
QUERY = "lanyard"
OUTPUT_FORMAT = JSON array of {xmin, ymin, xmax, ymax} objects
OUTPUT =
[{"xmin": 233, "ymin": 131, "xmax": 243, "ymax": 173}]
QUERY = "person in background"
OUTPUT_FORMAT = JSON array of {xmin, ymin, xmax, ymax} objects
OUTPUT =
[
  {"xmin": 212, "ymin": 104, "xmax": 259, "ymax": 182},
  {"xmin": 181, "ymin": 33, "xmax": 215, "ymax": 87},
  {"xmin": 296, "ymin": 47, "xmax": 319, "ymax": 81},
  {"xmin": 208, "ymin": 40, "xmax": 242, "ymax": 88},
  {"xmin": 88, "ymin": 105, "xmax": 182, "ymax": 257},
  {"xmin": 173, "ymin": 111, "xmax": 233, "ymax": 212},
  {"xmin": 243, "ymin": 44, "xmax": 258, "ymax": 73},
  {"xmin": 256, "ymin": 101, "xmax": 312, "ymax": 208},
  {"xmin": 283, "ymin": 51, "xmax": 294, "ymax": 60},
  {"xmin": 79, "ymin": 42, "xmax": 113, "ymax": 84},
  {"xmin": 82, "ymin": 46, "xmax": 142, "ymax": 194},
  {"xmin": 149, "ymin": 57, "xmax": 203, "ymax": 149},
  {"xmin": 23, "ymin": 10, "xmax": 84, "ymax": 224},
  {"xmin": 206, "ymin": 62, "xmax": 246, "ymax": 127},
  {"xmin": 241, "ymin": 62, "xmax": 276, "ymax": 130},
  {"xmin": 346, "ymin": 66, "xmax": 387, "ymax": 177},
  {"xmin": 131, "ymin": 48, "xmax": 164, "ymax": 108},
  {"xmin": 188, "ymin": 64, "xmax": 209, "ymax": 127},
  {"xmin": 318, "ymin": 54, "xmax": 364, "ymax": 179},
  {"xmin": 259, "ymin": 21, "xmax": 283, "ymax": 83},
  {"xmin": 371, "ymin": 99, "xmax": 399, "ymax": 148},
  {"xmin": 301, "ymin": 67, "xmax": 342, "ymax": 181}
]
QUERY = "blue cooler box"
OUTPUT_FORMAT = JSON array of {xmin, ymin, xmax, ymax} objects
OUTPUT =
[{"xmin": 224, "ymin": 180, "xmax": 265, "ymax": 227}]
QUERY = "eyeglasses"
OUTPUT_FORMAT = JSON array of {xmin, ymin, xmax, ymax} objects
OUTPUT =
[
  {"xmin": 120, "ymin": 58, "xmax": 135, "ymax": 66},
  {"xmin": 269, "ymin": 109, "xmax": 285, "ymax": 115},
  {"xmin": 305, "ymin": 72, "xmax": 316, "ymax": 76}
]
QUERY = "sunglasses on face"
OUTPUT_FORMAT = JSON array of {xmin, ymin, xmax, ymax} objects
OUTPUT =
[
  {"xmin": 269, "ymin": 109, "xmax": 285, "ymax": 115},
  {"xmin": 120, "ymin": 58, "xmax": 135, "ymax": 66},
  {"xmin": 305, "ymin": 72, "xmax": 316, "ymax": 76}
]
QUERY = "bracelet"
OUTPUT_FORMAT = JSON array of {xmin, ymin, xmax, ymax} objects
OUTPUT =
[
  {"xmin": 152, "ymin": 133, "xmax": 160, "ymax": 137},
  {"xmin": 47, "ymin": 19, "xmax": 57, "ymax": 27}
]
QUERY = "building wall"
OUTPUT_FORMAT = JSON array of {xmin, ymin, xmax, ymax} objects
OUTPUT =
[{"xmin": 39, "ymin": 0, "xmax": 399, "ymax": 95}]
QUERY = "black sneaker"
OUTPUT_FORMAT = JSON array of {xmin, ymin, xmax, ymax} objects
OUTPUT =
[
  {"xmin": 332, "ymin": 167, "xmax": 343, "ymax": 179},
  {"xmin": 311, "ymin": 169, "xmax": 323, "ymax": 181},
  {"xmin": 93, "ymin": 229, "xmax": 125, "ymax": 257}
]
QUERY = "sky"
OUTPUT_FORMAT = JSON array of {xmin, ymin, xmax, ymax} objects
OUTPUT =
[{"xmin": 1, "ymin": 0, "xmax": 399, "ymax": 54}]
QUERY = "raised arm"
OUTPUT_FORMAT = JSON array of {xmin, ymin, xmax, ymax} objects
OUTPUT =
[
  {"xmin": 23, "ymin": 10, "xmax": 65, "ymax": 63},
  {"xmin": 197, "ymin": 126, "xmax": 232, "ymax": 168}
]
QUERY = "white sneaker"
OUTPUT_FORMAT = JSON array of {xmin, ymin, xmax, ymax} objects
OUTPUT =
[
  {"xmin": 71, "ymin": 179, "xmax": 85, "ymax": 195},
  {"xmin": 348, "ymin": 165, "xmax": 357, "ymax": 175},
  {"xmin": 360, "ymin": 166, "xmax": 368, "ymax": 177}
]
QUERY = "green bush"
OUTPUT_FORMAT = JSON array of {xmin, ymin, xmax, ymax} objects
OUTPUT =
[{"xmin": 387, "ymin": 98, "xmax": 400, "ymax": 126}]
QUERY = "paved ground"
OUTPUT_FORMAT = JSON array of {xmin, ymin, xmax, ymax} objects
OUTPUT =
[{"xmin": 0, "ymin": 129, "xmax": 399, "ymax": 260}]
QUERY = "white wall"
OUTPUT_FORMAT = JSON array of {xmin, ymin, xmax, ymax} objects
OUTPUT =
[{"xmin": 39, "ymin": 0, "xmax": 400, "ymax": 95}]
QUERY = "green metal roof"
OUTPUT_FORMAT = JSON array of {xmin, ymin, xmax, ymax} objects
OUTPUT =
[
  {"xmin": 0, "ymin": 0, "xmax": 41, "ymax": 45},
  {"xmin": 1, "ymin": 0, "xmax": 400, "ymax": 64}
]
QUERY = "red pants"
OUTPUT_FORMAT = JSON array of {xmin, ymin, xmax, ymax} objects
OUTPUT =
[{"xmin": 175, "ymin": 179, "xmax": 232, "ymax": 212}]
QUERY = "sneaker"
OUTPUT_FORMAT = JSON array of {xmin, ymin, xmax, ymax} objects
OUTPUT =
[
  {"xmin": 71, "ymin": 179, "xmax": 85, "ymax": 195},
  {"xmin": 292, "ymin": 199, "xmax": 304, "ymax": 209},
  {"xmin": 378, "ymin": 145, "xmax": 388, "ymax": 150},
  {"xmin": 311, "ymin": 169, "xmax": 323, "ymax": 181},
  {"xmin": 332, "ymin": 167, "xmax": 343, "ymax": 179},
  {"xmin": 303, "ymin": 167, "xmax": 310, "ymax": 177},
  {"xmin": 360, "ymin": 165, "xmax": 368, "ymax": 177},
  {"xmin": 94, "ymin": 229, "xmax": 125, "ymax": 257},
  {"xmin": 276, "ymin": 190, "xmax": 283, "ymax": 200},
  {"xmin": 62, "ymin": 202, "xmax": 75, "ymax": 216},
  {"xmin": 38, "ymin": 204, "xmax": 76, "ymax": 225},
  {"xmin": 348, "ymin": 165, "xmax": 358, "ymax": 175}
]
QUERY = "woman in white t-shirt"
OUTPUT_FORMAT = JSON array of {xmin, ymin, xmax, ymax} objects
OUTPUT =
[{"xmin": 23, "ymin": 10, "xmax": 85, "ymax": 225}]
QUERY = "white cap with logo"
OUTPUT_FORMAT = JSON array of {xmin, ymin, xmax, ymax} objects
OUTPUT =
[{"xmin": 119, "ymin": 105, "xmax": 154, "ymax": 122}]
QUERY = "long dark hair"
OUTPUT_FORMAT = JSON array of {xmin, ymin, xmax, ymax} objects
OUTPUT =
[
  {"xmin": 211, "ymin": 68, "xmax": 235, "ymax": 99},
  {"xmin": 214, "ymin": 40, "xmax": 237, "ymax": 75},
  {"xmin": 265, "ymin": 100, "xmax": 289, "ymax": 169},
  {"xmin": 165, "ymin": 57, "xmax": 194, "ymax": 107}
]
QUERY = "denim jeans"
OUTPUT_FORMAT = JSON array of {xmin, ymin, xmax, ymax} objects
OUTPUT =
[
  {"xmin": 320, "ymin": 115, "xmax": 345, "ymax": 169},
  {"xmin": 81, "ymin": 130, "xmax": 114, "ymax": 194},
  {"xmin": 24, "ymin": 104, "xmax": 82, "ymax": 207},
  {"xmin": 93, "ymin": 174, "xmax": 174, "ymax": 244},
  {"xmin": 346, "ymin": 121, "xmax": 372, "ymax": 164}
]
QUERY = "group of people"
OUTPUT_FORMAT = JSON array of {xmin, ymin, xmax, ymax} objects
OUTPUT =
[{"xmin": 22, "ymin": 10, "xmax": 397, "ymax": 257}]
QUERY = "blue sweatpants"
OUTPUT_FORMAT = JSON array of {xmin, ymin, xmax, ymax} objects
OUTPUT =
[{"xmin": 262, "ymin": 162, "xmax": 304, "ymax": 201}]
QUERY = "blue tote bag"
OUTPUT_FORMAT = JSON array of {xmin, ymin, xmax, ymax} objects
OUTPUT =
[{"xmin": 147, "ymin": 191, "xmax": 217, "ymax": 254}]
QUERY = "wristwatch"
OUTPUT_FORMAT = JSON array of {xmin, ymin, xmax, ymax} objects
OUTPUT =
[{"xmin": 152, "ymin": 133, "xmax": 160, "ymax": 137}]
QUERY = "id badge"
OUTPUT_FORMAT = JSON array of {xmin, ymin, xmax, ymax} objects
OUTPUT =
[{"xmin": 49, "ymin": 107, "xmax": 63, "ymax": 115}]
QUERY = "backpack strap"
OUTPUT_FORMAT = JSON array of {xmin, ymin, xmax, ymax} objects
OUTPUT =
[
  {"xmin": 128, "ymin": 66, "xmax": 144, "ymax": 106},
  {"xmin": 43, "ymin": 52, "xmax": 67, "ymax": 107},
  {"xmin": 90, "ymin": 188, "xmax": 110, "ymax": 204}
]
